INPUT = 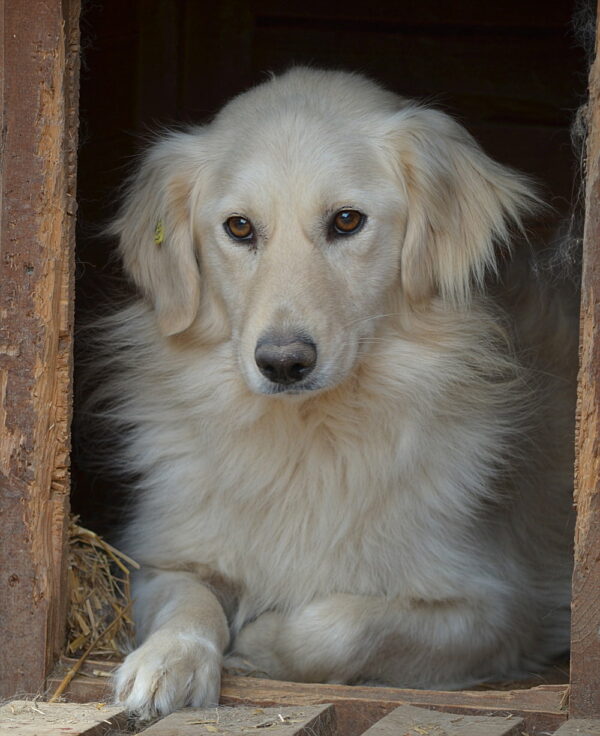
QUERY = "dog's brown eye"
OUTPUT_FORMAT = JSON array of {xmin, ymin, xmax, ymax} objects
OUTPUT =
[
  {"xmin": 224, "ymin": 216, "xmax": 254, "ymax": 241},
  {"xmin": 331, "ymin": 209, "xmax": 365, "ymax": 236}
]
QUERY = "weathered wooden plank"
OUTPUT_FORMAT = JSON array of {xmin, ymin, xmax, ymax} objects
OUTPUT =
[
  {"xmin": 138, "ymin": 704, "xmax": 335, "ymax": 736},
  {"xmin": 45, "ymin": 659, "xmax": 569, "ymax": 736},
  {"xmin": 0, "ymin": 0, "xmax": 80, "ymax": 699},
  {"xmin": 554, "ymin": 719, "xmax": 600, "ymax": 735},
  {"xmin": 570, "ymin": 0, "xmax": 600, "ymax": 721},
  {"xmin": 0, "ymin": 701, "xmax": 125, "ymax": 736},
  {"xmin": 219, "ymin": 676, "xmax": 567, "ymax": 736},
  {"xmin": 361, "ymin": 704, "xmax": 523, "ymax": 735}
]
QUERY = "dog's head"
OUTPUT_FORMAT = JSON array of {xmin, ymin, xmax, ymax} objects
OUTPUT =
[{"xmin": 113, "ymin": 68, "xmax": 537, "ymax": 396}]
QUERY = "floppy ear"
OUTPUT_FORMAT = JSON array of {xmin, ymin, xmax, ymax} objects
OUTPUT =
[
  {"xmin": 111, "ymin": 130, "xmax": 205, "ymax": 336},
  {"xmin": 384, "ymin": 106, "xmax": 540, "ymax": 304}
]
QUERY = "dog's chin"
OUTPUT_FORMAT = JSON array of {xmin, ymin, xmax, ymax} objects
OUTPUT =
[
  {"xmin": 256, "ymin": 380, "xmax": 327, "ymax": 399},
  {"xmin": 243, "ymin": 371, "xmax": 338, "ymax": 399}
]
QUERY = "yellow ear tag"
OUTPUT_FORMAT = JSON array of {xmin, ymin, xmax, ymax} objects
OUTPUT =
[{"xmin": 153, "ymin": 219, "xmax": 165, "ymax": 246}]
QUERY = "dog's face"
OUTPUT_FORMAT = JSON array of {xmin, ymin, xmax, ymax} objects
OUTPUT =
[
  {"xmin": 114, "ymin": 69, "xmax": 536, "ymax": 397},
  {"xmin": 194, "ymin": 115, "xmax": 406, "ymax": 395}
]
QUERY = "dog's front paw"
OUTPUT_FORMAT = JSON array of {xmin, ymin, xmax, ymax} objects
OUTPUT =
[{"xmin": 115, "ymin": 630, "xmax": 222, "ymax": 718}]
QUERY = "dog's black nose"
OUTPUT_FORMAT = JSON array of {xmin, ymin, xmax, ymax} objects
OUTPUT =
[{"xmin": 255, "ymin": 336, "xmax": 317, "ymax": 385}]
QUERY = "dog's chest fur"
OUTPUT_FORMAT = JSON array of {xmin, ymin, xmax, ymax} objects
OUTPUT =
[{"xmin": 124, "ymin": 317, "xmax": 513, "ymax": 622}]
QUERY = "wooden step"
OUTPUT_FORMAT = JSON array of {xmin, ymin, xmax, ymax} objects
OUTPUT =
[
  {"xmin": 4, "ymin": 699, "xmax": 600, "ymax": 735},
  {"xmin": 361, "ymin": 704, "xmax": 524, "ymax": 735},
  {"xmin": 553, "ymin": 720, "xmax": 600, "ymax": 735},
  {"xmin": 0, "ymin": 701, "xmax": 125, "ymax": 736},
  {"xmin": 137, "ymin": 704, "xmax": 336, "ymax": 735},
  {"xmin": 46, "ymin": 657, "xmax": 569, "ymax": 736}
]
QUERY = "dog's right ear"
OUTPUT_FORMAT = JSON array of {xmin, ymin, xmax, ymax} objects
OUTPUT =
[{"xmin": 111, "ymin": 131, "xmax": 205, "ymax": 336}]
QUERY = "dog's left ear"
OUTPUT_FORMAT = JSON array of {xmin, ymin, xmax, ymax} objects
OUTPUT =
[
  {"xmin": 111, "ymin": 130, "xmax": 206, "ymax": 336},
  {"xmin": 383, "ymin": 106, "xmax": 540, "ymax": 304}
]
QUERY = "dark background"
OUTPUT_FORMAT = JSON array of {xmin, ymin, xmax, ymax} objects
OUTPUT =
[{"xmin": 73, "ymin": 0, "xmax": 589, "ymax": 531}]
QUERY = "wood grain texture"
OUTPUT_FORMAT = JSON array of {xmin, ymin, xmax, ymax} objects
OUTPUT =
[
  {"xmin": 570, "ymin": 1, "xmax": 600, "ymax": 720},
  {"xmin": 361, "ymin": 704, "xmax": 523, "ymax": 735},
  {"xmin": 137, "ymin": 705, "xmax": 336, "ymax": 736},
  {"xmin": 554, "ymin": 719, "xmax": 600, "ymax": 735},
  {"xmin": 0, "ymin": 701, "xmax": 125, "ymax": 736},
  {"xmin": 218, "ymin": 676, "xmax": 567, "ymax": 736},
  {"xmin": 46, "ymin": 659, "xmax": 569, "ymax": 736},
  {"xmin": 0, "ymin": 0, "xmax": 80, "ymax": 698}
]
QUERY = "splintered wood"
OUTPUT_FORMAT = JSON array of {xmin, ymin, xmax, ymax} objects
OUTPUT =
[
  {"xmin": 0, "ymin": 0, "xmax": 80, "ymax": 698},
  {"xmin": 360, "ymin": 704, "xmax": 523, "ymax": 735},
  {"xmin": 137, "ymin": 704, "xmax": 336, "ymax": 735},
  {"xmin": 0, "ymin": 701, "xmax": 125, "ymax": 736}
]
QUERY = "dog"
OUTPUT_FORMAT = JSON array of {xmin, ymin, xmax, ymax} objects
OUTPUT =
[{"xmin": 93, "ymin": 68, "xmax": 577, "ymax": 718}]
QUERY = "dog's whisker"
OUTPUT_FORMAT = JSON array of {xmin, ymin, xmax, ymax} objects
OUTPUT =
[{"xmin": 342, "ymin": 312, "xmax": 402, "ymax": 329}]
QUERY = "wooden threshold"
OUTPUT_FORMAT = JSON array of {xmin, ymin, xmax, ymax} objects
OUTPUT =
[
  {"xmin": 46, "ymin": 657, "xmax": 569, "ymax": 736},
  {"xmin": 137, "ymin": 704, "xmax": 336, "ymax": 735},
  {"xmin": 0, "ymin": 700, "xmax": 126, "ymax": 736}
]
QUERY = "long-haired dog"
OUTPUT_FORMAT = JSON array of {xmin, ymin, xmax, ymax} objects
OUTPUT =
[{"xmin": 92, "ymin": 68, "xmax": 576, "ymax": 718}]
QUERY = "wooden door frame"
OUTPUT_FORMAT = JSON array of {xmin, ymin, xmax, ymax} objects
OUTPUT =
[
  {"xmin": 570, "ymin": 0, "xmax": 600, "ymax": 718},
  {"xmin": 0, "ymin": 0, "xmax": 80, "ymax": 698},
  {"xmin": 1, "ymin": 0, "xmax": 599, "ymax": 725}
]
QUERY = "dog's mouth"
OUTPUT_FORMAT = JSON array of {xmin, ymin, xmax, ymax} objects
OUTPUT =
[{"xmin": 259, "ymin": 376, "xmax": 326, "ymax": 396}]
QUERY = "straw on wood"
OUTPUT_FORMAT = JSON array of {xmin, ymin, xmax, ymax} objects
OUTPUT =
[{"xmin": 64, "ymin": 518, "xmax": 138, "ymax": 661}]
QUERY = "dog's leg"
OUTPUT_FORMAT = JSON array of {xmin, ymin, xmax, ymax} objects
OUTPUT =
[
  {"xmin": 233, "ymin": 592, "xmax": 526, "ymax": 689},
  {"xmin": 115, "ymin": 569, "xmax": 229, "ymax": 718}
]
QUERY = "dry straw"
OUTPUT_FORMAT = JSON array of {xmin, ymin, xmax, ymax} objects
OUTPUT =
[
  {"xmin": 50, "ymin": 520, "xmax": 138, "ymax": 701},
  {"xmin": 65, "ymin": 519, "xmax": 138, "ymax": 659},
  {"xmin": 49, "ymin": 519, "xmax": 138, "ymax": 697}
]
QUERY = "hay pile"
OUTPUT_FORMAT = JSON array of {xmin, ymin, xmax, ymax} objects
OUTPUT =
[
  {"xmin": 50, "ymin": 520, "xmax": 138, "ymax": 702},
  {"xmin": 65, "ymin": 519, "xmax": 138, "ymax": 660}
]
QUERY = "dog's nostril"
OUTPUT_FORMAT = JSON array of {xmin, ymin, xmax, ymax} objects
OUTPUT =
[
  {"xmin": 255, "ymin": 337, "xmax": 317, "ymax": 385},
  {"xmin": 290, "ymin": 363, "xmax": 306, "ymax": 379}
]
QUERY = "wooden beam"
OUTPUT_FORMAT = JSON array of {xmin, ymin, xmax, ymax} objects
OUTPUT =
[
  {"xmin": 554, "ymin": 719, "xmax": 600, "ymax": 735},
  {"xmin": 570, "ymin": 0, "xmax": 600, "ymax": 720},
  {"xmin": 137, "ymin": 705, "xmax": 336, "ymax": 736},
  {"xmin": 0, "ymin": 701, "xmax": 125, "ymax": 736},
  {"xmin": 361, "ymin": 704, "xmax": 523, "ymax": 735},
  {"xmin": 0, "ymin": 0, "xmax": 80, "ymax": 698},
  {"xmin": 46, "ymin": 659, "xmax": 569, "ymax": 736},
  {"xmin": 219, "ymin": 676, "xmax": 567, "ymax": 736}
]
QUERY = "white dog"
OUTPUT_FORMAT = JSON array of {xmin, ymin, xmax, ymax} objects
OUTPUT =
[{"xmin": 95, "ymin": 68, "xmax": 576, "ymax": 718}]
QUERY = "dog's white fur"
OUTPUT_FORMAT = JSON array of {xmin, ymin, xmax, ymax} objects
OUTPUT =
[{"xmin": 95, "ymin": 68, "xmax": 576, "ymax": 717}]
